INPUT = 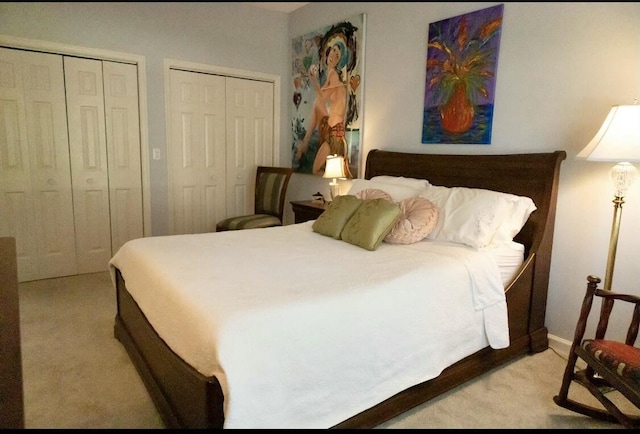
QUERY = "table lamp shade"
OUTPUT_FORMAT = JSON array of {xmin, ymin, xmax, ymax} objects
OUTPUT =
[
  {"xmin": 323, "ymin": 154, "xmax": 346, "ymax": 200},
  {"xmin": 323, "ymin": 154, "xmax": 346, "ymax": 179}
]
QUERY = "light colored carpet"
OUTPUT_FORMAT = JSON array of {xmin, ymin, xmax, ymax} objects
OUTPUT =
[{"xmin": 18, "ymin": 271, "xmax": 637, "ymax": 429}]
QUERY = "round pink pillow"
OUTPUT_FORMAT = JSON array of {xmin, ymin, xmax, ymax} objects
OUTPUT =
[
  {"xmin": 385, "ymin": 196, "xmax": 438, "ymax": 244},
  {"xmin": 355, "ymin": 188, "xmax": 392, "ymax": 201}
]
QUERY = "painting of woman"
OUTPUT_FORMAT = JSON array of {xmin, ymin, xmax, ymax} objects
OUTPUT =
[
  {"xmin": 291, "ymin": 17, "xmax": 364, "ymax": 178},
  {"xmin": 295, "ymin": 42, "xmax": 352, "ymax": 177}
]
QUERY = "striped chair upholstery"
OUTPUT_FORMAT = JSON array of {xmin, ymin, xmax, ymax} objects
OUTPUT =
[{"xmin": 216, "ymin": 166, "xmax": 293, "ymax": 231}]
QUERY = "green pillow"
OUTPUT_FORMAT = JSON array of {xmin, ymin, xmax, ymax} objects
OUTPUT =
[
  {"xmin": 312, "ymin": 195, "xmax": 363, "ymax": 239},
  {"xmin": 340, "ymin": 198, "xmax": 402, "ymax": 251}
]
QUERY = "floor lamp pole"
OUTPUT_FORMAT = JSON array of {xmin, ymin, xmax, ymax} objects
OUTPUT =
[{"xmin": 604, "ymin": 196, "xmax": 624, "ymax": 291}]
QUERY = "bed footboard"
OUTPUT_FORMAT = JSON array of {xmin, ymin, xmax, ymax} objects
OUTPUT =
[{"xmin": 114, "ymin": 269, "xmax": 224, "ymax": 428}]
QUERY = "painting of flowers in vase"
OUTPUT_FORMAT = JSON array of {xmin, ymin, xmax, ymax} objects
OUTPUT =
[{"xmin": 422, "ymin": 4, "xmax": 503, "ymax": 144}]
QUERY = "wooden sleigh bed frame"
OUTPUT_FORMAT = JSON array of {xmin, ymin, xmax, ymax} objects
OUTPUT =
[{"xmin": 113, "ymin": 149, "xmax": 566, "ymax": 428}]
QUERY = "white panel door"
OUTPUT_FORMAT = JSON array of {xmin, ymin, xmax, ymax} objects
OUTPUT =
[
  {"xmin": 225, "ymin": 77, "xmax": 274, "ymax": 218},
  {"xmin": 103, "ymin": 61, "xmax": 143, "ymax": 253},
  {"xmin": 0, "ymin": 48, "xmax": 77, "ymax": 281},
  {"xmin": 0, "ymin": 47, "xmax": 37, "ymax": 280},
  {"xmin": 64, "ymin": 57, "xmax": 112, "ymax": 274},
  {"xmin": 1, "ymin": 48, "xmax": 144, "ymax": 282},
  {"xmin": 169, "ymin": 69, "xmax": 226, "ymax": 234},
  {"xmin": 22, "ymin": 51, "xmax": 78, "ymax": 279},
  {"xmin": 168, "ymin": 70, "xmax": 275, "ymax": 235}
]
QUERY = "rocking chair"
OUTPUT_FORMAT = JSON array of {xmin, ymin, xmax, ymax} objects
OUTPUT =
[{"xmin": 553, "ymin": 275, "xmax": 640, "ymax": 428}]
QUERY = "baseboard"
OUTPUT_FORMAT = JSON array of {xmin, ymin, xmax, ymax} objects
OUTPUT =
[
  {"xmin": 548, "ymin": 333, "xmax": 587, "ymax": 370},
  {"xmin": 548, "ymin": 333, "xmax": 571, "ymax": 358}
]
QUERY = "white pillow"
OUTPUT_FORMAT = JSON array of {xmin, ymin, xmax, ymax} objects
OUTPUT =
[
  {"xmin": 491, "ymin": 196, "xmax": 537, "ymax": 245},
  {"xmin": 346, "ymin": 178, "xmax": 424, "ymax": 202},
  {"xmin": 420, "ymin": 184, "xmax": 536, "ymax": 248},
  {"xmin": 370, "ymin": 175, "xmax": 431, "ymax": 190}
]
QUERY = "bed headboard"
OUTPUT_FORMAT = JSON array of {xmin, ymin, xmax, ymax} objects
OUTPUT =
[{"xmin": 365, "ymin": 149, "xmax": 566, "ymax": 256}]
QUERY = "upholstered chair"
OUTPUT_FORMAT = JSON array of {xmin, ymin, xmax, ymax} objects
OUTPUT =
[{"xmin": 216, "ymin": 166, "xmax": 293, "ymax": 231}]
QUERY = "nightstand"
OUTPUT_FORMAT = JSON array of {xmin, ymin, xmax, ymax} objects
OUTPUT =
[{"xmin": 290, "ymin": 200, "xmax": 327, "ymax": 223}]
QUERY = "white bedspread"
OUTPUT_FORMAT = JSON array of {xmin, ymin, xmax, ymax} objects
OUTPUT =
[{"xmin": 109, "ymin": 221, "xmax": 509, "ymax": 428}]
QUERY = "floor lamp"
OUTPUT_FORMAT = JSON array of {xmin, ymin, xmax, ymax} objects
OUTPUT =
[{"xmin": 577, "ymin": 103, "xmax": 640, "ymax": 291}]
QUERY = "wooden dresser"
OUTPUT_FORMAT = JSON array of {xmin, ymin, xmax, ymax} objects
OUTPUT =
[{"xmin": 0, "ymin": 237, "xmax": 24, "ymax": 429}]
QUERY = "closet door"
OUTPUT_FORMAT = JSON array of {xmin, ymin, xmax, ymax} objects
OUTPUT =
[
  {"xmin": 0, "ymin": 48, "xmax": 77, "ymax": 282},
  {"xmin": 103, "ymin": 61, "xmax": 143, "ymax": 253},
  {"xmin": 66, "ymin": 58, "xmax": 143, "ymax": 271},
  {"xmin": 225, "ymin": 77, "xmax": 274, "ymax": 218},
  {"xmin": 169, "ymin": 69, "xmax": 227, "ymax": 234},
  {"xmin": 64, "ymin": 57, "xmax": 112, "ymax": 274},
  {"xmin": 167, "ymin": 69, "xmax": 275, "ymax": 235},
  {"xmin": 1, "ymin": 48, "xmax": 144, "ymax": 281}
]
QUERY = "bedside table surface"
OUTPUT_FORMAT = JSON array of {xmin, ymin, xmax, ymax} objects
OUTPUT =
[
  {"xmin": 290, "ymin": 199, "xmax": 327, "ymax": 210},
  {"xmin": 290, "ymin": 200, "xmax": 327, "ymax": 223}
]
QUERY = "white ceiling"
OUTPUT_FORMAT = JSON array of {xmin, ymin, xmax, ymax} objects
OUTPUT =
[{"xmin": 245, "ymin": 2, "xmax": 309, "ymax": 14}]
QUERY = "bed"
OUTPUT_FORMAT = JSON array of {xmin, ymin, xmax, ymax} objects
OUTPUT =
[{"xmin": 110, "ymin": 149, "xmax": 566, "ymax": 428}]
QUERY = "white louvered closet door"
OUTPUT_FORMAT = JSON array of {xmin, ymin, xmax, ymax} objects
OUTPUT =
[{"xmin": 0, "ymin": 48, "xmax": 77, "ymax": 281}]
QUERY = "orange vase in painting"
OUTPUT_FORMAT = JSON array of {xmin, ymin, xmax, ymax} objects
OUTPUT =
[{"xmin": 440, "ymin": 82, "xmax": 475, "ymax": 134}]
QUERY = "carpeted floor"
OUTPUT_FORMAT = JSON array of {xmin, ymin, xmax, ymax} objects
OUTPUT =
[{"xmin": 17, "ymin": 271, "xmax": 637, "ymax": 429}]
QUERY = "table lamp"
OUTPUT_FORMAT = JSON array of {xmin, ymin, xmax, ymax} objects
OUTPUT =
[
  {"xmin": 577, "ymin": 103, "xmax": 640, "ymax": 291},
  {"xmin": 323, "ymin": 154, "xmax": 346, "ymax": 201}
]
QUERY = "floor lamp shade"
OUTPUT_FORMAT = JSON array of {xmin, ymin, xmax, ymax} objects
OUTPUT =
[
  {"xmin": 577, "ymin": 105, "xmax": 640, "ymax": 163},
  {"xmin": 577, "ymin": 103, "xmax": 640, "ymax": 291}
]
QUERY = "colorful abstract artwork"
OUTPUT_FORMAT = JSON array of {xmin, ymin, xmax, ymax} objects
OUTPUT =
[
  {"xmin": 422, "ymin": 4, "xmax": 503, "ymax": 144},
  {"xmin": 291, "ymin": 14, "xmax": 366, "ymax": 178}
]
